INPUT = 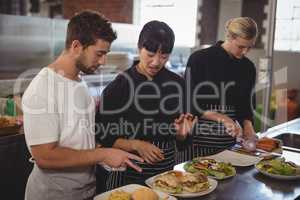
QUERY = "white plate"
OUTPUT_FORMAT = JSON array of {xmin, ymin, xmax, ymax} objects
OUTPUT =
[
  {"xmin": 255, "ymin": 164, "xmax": 300, "ymax": 180},
  {"xmin": 93, "ymin": 184, "xmax": 176, "ymax": 200},
  {"xmin": 203, "ymin": 150, "xmax": 263, "ymax": 167},
  {"xmin": 145, "ymin": 172, "xmax": 218, "ymax": 198}
]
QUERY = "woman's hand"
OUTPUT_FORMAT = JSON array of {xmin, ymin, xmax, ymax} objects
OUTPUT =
[
  {"xmin": 243, "ymin": 120, "xmax": 256, "ymax": 139},
  {"xmin": 223, "ymin": 117, "xmax": 242, "ymax": 138},
  {"xmin": 130, "ymin": 140, "xmax": 164, "ymax": 164},
  {"xmin": 174, "ymin": 113, "xmax": 198, "ymax": 140},
  {"xmin": 202, "ymin": 111, "xmax": 241, "ymax": 138},
  {"xmin": 100, "ymin": 148, "xmax": 143, "ymax": 172}
]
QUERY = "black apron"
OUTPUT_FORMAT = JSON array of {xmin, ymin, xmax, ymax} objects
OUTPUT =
[
  {"xmin": 106, "ymin": 140, "xmax": 175, "ymax": 190},
  {"xmin": 176, "ymin": 105, "xmax": 237, "ymax": 163}
]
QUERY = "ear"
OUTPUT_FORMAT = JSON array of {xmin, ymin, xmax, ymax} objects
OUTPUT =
[{"xmin": 70, "ymin": 40, "xmax": 83, "ymax": 55}]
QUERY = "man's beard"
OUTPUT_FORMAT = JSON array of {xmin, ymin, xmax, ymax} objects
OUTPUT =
[{"xmin": 75, "ymin": 56, "xmax": 97, "ymax": 75}]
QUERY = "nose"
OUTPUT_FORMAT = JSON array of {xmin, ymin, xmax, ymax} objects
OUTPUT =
[
  {"xmin": 98, "ymin": 55, "xmax": 107, "ymax": 65},
  {"xmin": 242, "ymin": 48, "xmax": 250, "ymax": 55},
  {"xmin": 151, "ymin": 54, "xmax": 160, "ymax": 66}
]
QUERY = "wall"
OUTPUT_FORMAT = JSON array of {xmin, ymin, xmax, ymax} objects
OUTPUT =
[
  {"xmin": 217, "ymin": 0, "xmax": 242, "ymax": 41},
  {"xmin": 242, "ymin": 0, "xmax": 268, "ymax": 48},
  {"xmin": 198, "ymin": 0, "xmax": 220, "ymax": 45},
  {"xmin": 63, "ymin": 0, "xmax": 133, "ymax": 23}
]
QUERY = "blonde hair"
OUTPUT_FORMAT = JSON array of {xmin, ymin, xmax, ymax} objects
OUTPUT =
[{"xmin": 225, "ymin": 17, "xmax": 258, "ymax": 40}]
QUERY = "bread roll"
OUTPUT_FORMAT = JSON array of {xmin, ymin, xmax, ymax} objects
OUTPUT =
[{"xmin": 131, "ymin": 187, "xmax": 159, "ymax": 200}]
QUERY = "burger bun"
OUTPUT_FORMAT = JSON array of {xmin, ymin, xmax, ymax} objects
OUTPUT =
[{"xmin": 131, "ymin": 187, "xmax": 159, "ymax": 200}]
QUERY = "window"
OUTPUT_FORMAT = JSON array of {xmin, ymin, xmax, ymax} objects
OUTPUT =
[
  {"xmin": 275, "ymin": 0, "xmax": 300, "ymax": 51},
  {"xmin": 136, "ymin": 0, "xmax": 198, "ymax": 47}
]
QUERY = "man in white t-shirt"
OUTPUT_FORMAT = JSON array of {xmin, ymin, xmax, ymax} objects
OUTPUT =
[{"xmin": 22, "ymin": 10, "xmax": 143, "ymax": 200}]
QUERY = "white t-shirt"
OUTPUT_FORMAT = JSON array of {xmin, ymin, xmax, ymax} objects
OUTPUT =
[{"xmin": 22, "ymin": 67, "xmax": 96, "ymax": 200}]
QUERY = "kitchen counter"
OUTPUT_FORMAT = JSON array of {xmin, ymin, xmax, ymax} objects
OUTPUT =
[
  {"xmin": 0, "ymin": 132, "xmax": 33, "ymax": 200},
  {"xmin": 261, "ymin": 118, "xmax": 300, "ymax": 138},
  {"xmin": 261, "ymin": 118, "xmax": 300, "ymax": 153},
  {"xmin": 174, "ymin": 150, "xmax": 300, "ymax": 200}
]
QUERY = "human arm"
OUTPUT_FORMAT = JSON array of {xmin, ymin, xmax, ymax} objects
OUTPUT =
[
  {"xmin": 30, "ymin": 142, "xmax": 143, "ymax": 172},
  {"xmin": 201, "ymin": 111, "xmax": 242, "ymax": 137},
  {"xmin": 243, "ymin": 119, "xmax": 256, "ymax": 139},
  {"xmin": 174, "ymin": 113, "xmax": 198, "ymax": 141},
  {"xmin": 236, "ymin": 62, "xmax": 257, "ymax": 138},
  {"xmin": 112, "ymin": 138, "xmax": 164, "ymax": 164},
  {"xmin": 22, "ymin": 75, "xmax": 142, "ymax": 172},
  {"xmin": 201, "ymin": 111, "xmax": 255, "ymax": 139},
  {"xmin": 184, "ymin": 52, "xmax": 205, "ymax": 116}
]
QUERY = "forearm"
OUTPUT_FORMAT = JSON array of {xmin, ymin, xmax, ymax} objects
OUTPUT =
[
  {"xmin": 175, "ymin": 122, "xmax": 186, "ymax": 141},
  {"xmin": 113, "ymin": 138, "xmax": 137, "ymax": 152},
  {"xmin": 243, "ymin": 119, "xmax": 256, "ymax": 137},
  {"xmin": 32, "ymin": 146, "xmax": 107, "ymax": 170}
]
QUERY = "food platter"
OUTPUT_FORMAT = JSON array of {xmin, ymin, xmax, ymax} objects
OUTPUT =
[
  {"xmin": 255, "ymin": 158, "xmax": 300, "ymax": 180},
  {"xmin": 145, "ymin": 171, "xmax": 217, "ymax": 198},
  {"xmin": 183, "ymin": 158, "xmax": 236, "ymax": 180},
  {"xmin": 202, "ymin": 150, "xmax": 263, "ymax": 167},
  {"xmin": 93, "ymin": 184, "xmax": 176, "ymax": 200}
]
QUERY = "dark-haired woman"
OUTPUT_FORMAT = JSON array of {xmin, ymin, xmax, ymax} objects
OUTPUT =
[{"xmin": 95, "ymin": 20, "xmax": 196, "ymax": 190}]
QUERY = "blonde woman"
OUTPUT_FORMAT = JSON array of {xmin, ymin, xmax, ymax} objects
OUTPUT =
[{"xmin": 179, "ymin": 17, "xmax": 258, "ymax": 162}]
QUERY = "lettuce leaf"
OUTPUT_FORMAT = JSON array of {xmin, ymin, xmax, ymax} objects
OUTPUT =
[{"xmin": 207, "ymin": 169, "xmax": 226, "ymax": 179}]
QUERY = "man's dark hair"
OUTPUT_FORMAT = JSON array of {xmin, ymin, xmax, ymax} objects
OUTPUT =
[
  {"xmin": 138, "ymin": 20, "xmax": 175, "ymax": 54},
  {"xmin": 65, "ymin": 10, "xmax": 117, "ymax": 49}
]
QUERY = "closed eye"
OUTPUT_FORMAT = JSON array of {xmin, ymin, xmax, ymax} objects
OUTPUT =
[
  {"xmin": 238, "ymin": 45, "xmax": 253, "ymax": 50},
  {"xmin": 147, "ymin": 52, "xmax": 156, "ymax": 57}
]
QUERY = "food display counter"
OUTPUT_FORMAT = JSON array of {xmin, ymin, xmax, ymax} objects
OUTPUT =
[
  {"xmin": 171, "ymin": 118, "xmax": 300, "ymax": 200},
  {"xmin": 173, "ymin": 149, "xmax": 300, "ymax": 200}
]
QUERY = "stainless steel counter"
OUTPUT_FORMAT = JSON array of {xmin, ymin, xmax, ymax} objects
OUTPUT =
[
  {"xmin": 261, "ymin": 118, "xmax": 300, "ymax": 137},
  {"xmin": 260, "ymin": 118, "xmax": 300, "ymax": 153}
]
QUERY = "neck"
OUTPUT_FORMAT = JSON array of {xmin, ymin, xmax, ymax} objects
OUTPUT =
[
  {"xmin": 48, "ymin": 50, "xmax": 80, "ymax": 81},
  {"xmin": 221, "ymin": 41, "xmax": 234, "ymax": 58}
]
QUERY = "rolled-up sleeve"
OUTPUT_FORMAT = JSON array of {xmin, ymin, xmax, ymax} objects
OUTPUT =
[{"xmin": 22, "ymin": 94, "xmax": 60, "ymax": 146}]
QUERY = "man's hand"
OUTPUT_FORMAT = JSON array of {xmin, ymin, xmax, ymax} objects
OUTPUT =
[
  {"xmin": 174, "ymin": 113, "xmax": 198, "ymax": 140},
  {"xmin": 130, "ymin": 140, "xmax": 164, "ymax": 165},
  {"xmin": 101, "ymin": 148, "xmax": 143, "ymax": 172}
]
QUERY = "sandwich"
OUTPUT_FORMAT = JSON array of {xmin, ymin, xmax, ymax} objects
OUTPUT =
[
  {"xmin": 179, "ymin": 172, "xmax": 210, "ymax": 193},
  {"xmin": 153, "ymin": 171, "xmax": 182, "ymax": 193},
  {"xmin": 153, "ymin": 170, "xmax": 210, "ymax": 193}
]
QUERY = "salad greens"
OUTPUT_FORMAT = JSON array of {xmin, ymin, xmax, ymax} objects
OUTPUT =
[
  {"xmin": 256, "ymin": 158, "xmax": 298, "ymax": 176},
  {"xmin": 184, "ymin": 158, "xmax": 236, "ymax": 179}
]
